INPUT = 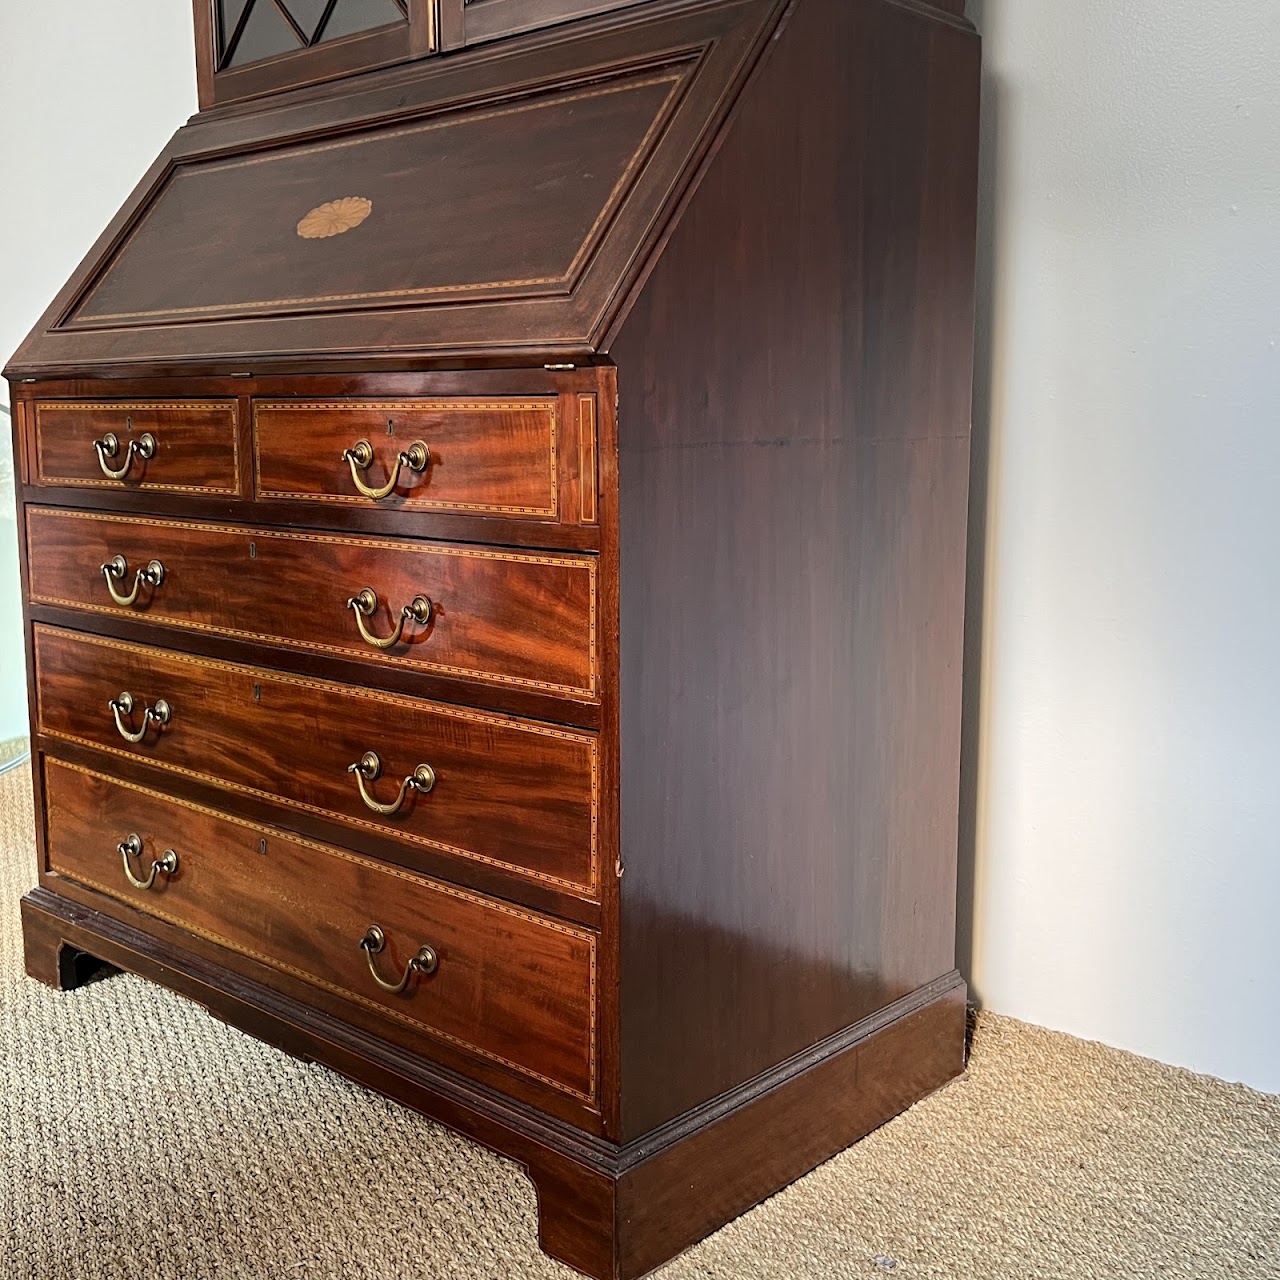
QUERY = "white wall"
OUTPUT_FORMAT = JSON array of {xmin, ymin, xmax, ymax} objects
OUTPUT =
[
  {"xmin": 968, "ymin": 0, "xmax": 1280, "ymax": 1092},
  {"xmin": 2, "ymin": 2, "xmax": 1277, "ymax": 1093},
  {"xmin": 0, "ymin": 3, "xmax": 197, "ymax": 739}
]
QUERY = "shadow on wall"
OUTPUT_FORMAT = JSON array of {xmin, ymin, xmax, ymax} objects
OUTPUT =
[{"xmin": 955, "ymin": 0, "xmax": 998, "ymax": 1006}]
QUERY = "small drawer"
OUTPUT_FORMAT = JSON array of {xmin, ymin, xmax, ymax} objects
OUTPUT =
[
  {"xmin": 42, "ymin": 757, "xmax": 598, "ymax": 1103},
  {"xmin": 34, "ymin": 400, "xmax": 239, "ymax": 494},
  {"xmin": 26, "ymin": 507, "xmax": 598, "ymax": 701},
  {"xmin": 254, "ymin": 399, "xmax": 561, "ymax": 519},
  {"xmin": 33, "ymin": 626, "xmax": 599, "ymax": 898}
]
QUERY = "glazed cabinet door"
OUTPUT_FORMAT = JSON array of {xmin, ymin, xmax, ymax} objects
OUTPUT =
[{"xmin": 196, "ymin": 0, "xmax": 429, "ymax": 108}]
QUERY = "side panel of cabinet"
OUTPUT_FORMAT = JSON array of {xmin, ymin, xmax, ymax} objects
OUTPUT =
[{"xmin": 612, "ymin": 0, "xmax": 980, "ymax": 1138}]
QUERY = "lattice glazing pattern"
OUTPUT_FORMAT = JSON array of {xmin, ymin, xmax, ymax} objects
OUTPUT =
[{"xmin": 218, "ymin": 0, "xmax": 409, "ymax": 69}]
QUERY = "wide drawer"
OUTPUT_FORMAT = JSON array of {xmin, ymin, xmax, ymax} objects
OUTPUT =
[
  {"xmin": 34, "ymin": 400, "xmax": 239, "ymax": 494},
  {"xmin": 34, "ymin": 627, "xmax": 599, "ymax": 898},
  {"xmin": 254, "ymin": 399, "xmax": 560, "ymax": 519},
  {"xmin": 26, "ymin": 508, "xmax": 598, "ymax": 700},
  {"xmin": 43, "ymin": 757, "xmax": 597, "ymax": 1103}
]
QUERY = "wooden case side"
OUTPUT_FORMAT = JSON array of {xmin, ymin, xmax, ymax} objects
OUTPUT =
[{"xmin": 612, "ymin": 0, "xmax": 981, "ymax": 1138}]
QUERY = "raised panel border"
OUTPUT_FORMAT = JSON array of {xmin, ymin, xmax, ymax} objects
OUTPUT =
[
  {"xmin": 253, "ymin": 398, "xmax": 561, "ymax": 517},
  {"xmin": 33, "ymin": 625, "xmax": 601, "ymax": 898},
  {"xmin": 35, "ymin": 400, "xmax": 241, "ymax": 496},
  {"xmin": 44, "ymin": 756, "xmax": 598, "ymax": 1103},
  {"xmin": 27, "ymin": 507, "xmax": 600, "ymax": 700}
]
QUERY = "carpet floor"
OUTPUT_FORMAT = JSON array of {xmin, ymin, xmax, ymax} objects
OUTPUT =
[{"xmin": 1, "ymin": 762, "xmax": 1277, "ymax": 1279}]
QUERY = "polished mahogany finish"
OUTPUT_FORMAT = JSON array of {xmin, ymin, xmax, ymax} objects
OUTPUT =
[
  {"xmin": 26, "ymin": 507, "xmax": 598, "ymax": 700},
  {"xmin": 254, "ymin": 398, "xmax": 576, "ymax": 521},
  {"xmin": 43, "ymin": 756, "xmax": 597, "ymax": 1102},
  {"xmin": 11, "ymin": 1, "xmax": 782, "ymax": 376},
  {"xmin": 34, "ymin": 626, "xmax": 599, "ymax": 900},
  {"xmin": 9, "ymin": 0, "xmax": 979, "ymax": 1275},
  {"xmin": 32, "ymin": 400, "xmax": 240, "ymax": 495},
  {"xmin": 611, "ymin": 0, "xmax": 981, "ymax": 1137}
]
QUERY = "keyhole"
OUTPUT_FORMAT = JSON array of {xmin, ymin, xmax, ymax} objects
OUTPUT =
[
  {"xmin": 253, "ymin": 684, "xmax": 261, "ymax": 702},
  {"xmin": 259, "ymin": 838, "xmax": 268, "ymax": 856},
  {"xmin": 386, "ymin": 418, "xmax": 395, "ymax": 436},
  {"xmin": 249, "ymin": 542, "xmax": 257, "ymax": 559}
]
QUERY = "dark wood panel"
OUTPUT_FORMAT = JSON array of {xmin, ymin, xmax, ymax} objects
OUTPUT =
[
  {"xmin": 616, "ymin": 977, "xmax": 966, "ymax": 1278},
  {"xmin": 254, "ymin": 397, "xmax": 563, "ymax": 518},
  {"xmin": 13, "ymin": 369, "xmax": 605, "ymax": 554},
  {"xmin": 43, "ymin": 757, "xmax": 598, "ymax": 1102},
  {"xmin": 37, "ymin": 730, "xmax": 601, "ymax": 926},
  {"xmin": 612, "ymin": 0, "xmax": 980, "ymax": 1137},
  {"xmin": 33, "ymin": 399, "xmax": 239, "ymax": 495},
  {"xmin": 7, "ymin": 1, "xmax": 784, "ymax": 376},
  {"xmin": 461, "ymin": 0, "xmax": 652, "ymax": 45},
  {"xmin": 26, "ymin": 507, "xmax": 598, "ymax": 699},
  {"xmin": 34, "ymin": 626, "xmax": 600, "ymax": 898},
  {"xmin": 69, "ymin": 70, "xmax": 684, "ymax": 328},
  {"xmin": 22, "ymin": 883, "xmax": 615, "ymax": 1135}
]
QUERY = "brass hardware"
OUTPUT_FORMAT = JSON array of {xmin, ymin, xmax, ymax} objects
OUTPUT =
[
  {"xmin": 93, "ymin": 431, "xmax": 155, "ymax": 480},
  {"xmin": 346, "ymin": 588, "xmax": 433, "ymax": 649},
  {"xmin": 110, "ymin": 691, "xmax": 172, "ymax": 744},
  {"xmin": 101, "ymin": 555, "xmax": 164, "ymax": 607},
  {"xmin": 342, "ymin": 437, "xmax": 430, "ymax": 500},
  {"xmin": 359, "ymin": 925, "xmax": 438, "ymax": 994},
  {"xmin": 347, "ymin": 751, "xmax": 435, "ymax": 816},
  {"xmin": 119, "ymin": 834, "xmax": 178, "ymax": 891}
]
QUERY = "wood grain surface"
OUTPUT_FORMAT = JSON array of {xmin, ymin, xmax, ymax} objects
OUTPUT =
[
  {"xmin": 33, "ymin": 626, "xmax": 600, "ymax": 898},
  {"xmin": 26, "ymin": 507, "xmax": 598, "ymax": 699},
  {"xmin": 43, "ymin": 757, "xmax": 598, "ymax": 1101}
]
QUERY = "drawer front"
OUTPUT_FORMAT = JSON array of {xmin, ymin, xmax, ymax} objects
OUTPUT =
[
  {"xmin": 254, "ymin": 400, "xmax": 559, "ymax": 518},
  {"xmin": 34, "ymin": 401, "xmax": 239, "ymax": 494},
  {"xmin": 43, "ymin": 758, "xmax": 597, "ymax": 1102},
  {"xmin": 34, "ymin": 627, "xmax": 599, "ymax": 897},
  {"xmin": 26, "ymin": 508, "xmax": 598, "ymax": 700}
]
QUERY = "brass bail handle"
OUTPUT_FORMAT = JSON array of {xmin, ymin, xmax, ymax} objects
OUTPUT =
[
  {"xmin": 94, "ymin": 430, "xmax": 156, "ymax": 480},
  {"xmin": 109, "ymin": 691, "xmax": 172, "ymax": 744},
  {"xmin": 346, "ymin": 588, "xmax": 433, "ymax": 650},
  {"xmin": 342, "ymin": 437, "xmax": 430, "ymax": 501},
  {"xmin": 359, "ymin": 925, "xmax": 438, "ymax": 994},
  {"xmin": 101, "ymin": 554, "xmax": 165, "ymax": 607},
  {"xmin": 118, "ymin": 833, "xmax": 178, "ymax": 891},
  {"xmin": 347, "ymin": 751, "xmax": 436, "ymax": 816}
]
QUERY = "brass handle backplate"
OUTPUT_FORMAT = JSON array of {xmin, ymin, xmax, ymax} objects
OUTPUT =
[
  {"xmin": 342, "ymin": 438, "xmax": 430, "ymax": 501},
  {"xmin": 359, "ymin": 925, "xmax": 438, "ymax": 994},
  {"xmin": 347, "ymin": 588, "xmax": 433, "ymax": 650},
  {"xmin": 119, "ymin": 834, "xmax": 178, "ymax": 890},
  {"xmin": 94, "ymin": 431, "xmax": 156, "ymax": 480},
  {"xmin": 347, "ymin": 751, "xmax": 435, "ymax": 816},
  {"xmin": 110, "ymin": 691, "xmax": 172, "ymax": 744},
  {"xmin": 101, "ymin": 554, "xmax": 165, "ymax": 607}
]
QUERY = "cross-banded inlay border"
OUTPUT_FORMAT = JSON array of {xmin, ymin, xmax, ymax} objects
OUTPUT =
[
  {"xmin": 35, "ymin": 401, "xmax": 240, "ymax": 496},
  {"xmin": 252, "ymin": 399, "xmax": 560, "ymax": 518},
  {"xmin": 70, "ymin": 70, "xmax": 687, "ymax": 325},
  {"xmin": 32, "ymin": 626, "xmax": 600, "ymax": 897},
  {"xmin": 27, "ymin": 507, "xmax": 599, "ymax": 700},
  {"xmin": 44, "ymin": 757, "xmax": 598, "ymax": 1104}
]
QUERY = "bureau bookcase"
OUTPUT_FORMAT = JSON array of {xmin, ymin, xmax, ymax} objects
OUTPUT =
[{"xmin": 7, "ymin": 0, "xmax": 981, "ymax": 1274}]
